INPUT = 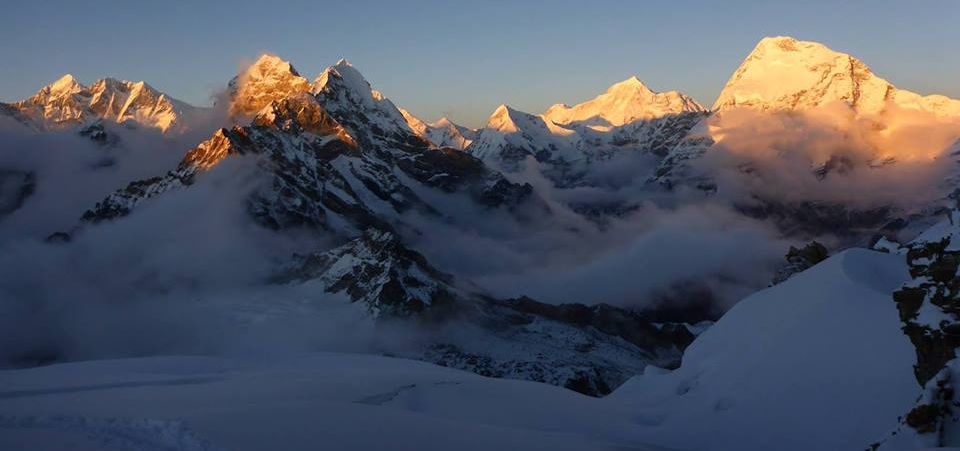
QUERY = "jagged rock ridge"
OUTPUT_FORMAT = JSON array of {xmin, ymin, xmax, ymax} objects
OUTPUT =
[
  {"xmin": 83, "ymin": 59, "xmax": 535, "ymax": 234},
  {"xmin": 276, "ymin": 229, "xmax": 693, "ymax": 396}
]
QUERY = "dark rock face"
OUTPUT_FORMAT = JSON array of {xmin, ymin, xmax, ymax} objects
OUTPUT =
[
  {"xmin": 771, "ymin": 241, "xmax": 829, "ymax": 285},
  {"xmin": 276, "ymin": 229, "xmax": 460, "ymax": 318},
  {"xmin": 77, "ymin": 120, "xmax": 118, "ymax": 146},
  {"xmin": 607, "ymin": 112, "xmax": 707, "ymax": 158},
  {"xmin": 421, "ymin": 295, "xmax": 691, "ymax": 396},
  {"xmin": 0, "ymin": 102, "xmax": 31, "ymax": 128},
  {"xmin": 737, "ymin": 198, "xmax": 896, "ymax": 242},
  {"xmin": 882, "ymin": 212, "xmax": 960, "ymax": 444},
  {"xmin": 906, "ymin": 403, "xmax": 943, "ymax": 434},
  {"xmin": 0, "ymin": 170, "xmax": 36, "ymax": 219},
  {"xmin": 895, "ymin": 236, "xmax": 960, "ymax": 386},
  {"xmin": 638, "ymin": 282, "xmax": 723, "ymax": 325},
  {"xmin": 503, "ymin": 296, "xmax": 695, "ymax": 352},
  {"xmin": 277, "ymin": 229, "xmax": 693, "ymax": 396},
  {"xmin": 423, "ymin": 343, "xmax": 622, "ymax": 396}
]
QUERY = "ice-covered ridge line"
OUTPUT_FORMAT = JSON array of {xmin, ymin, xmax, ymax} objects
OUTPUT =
[
  {"xmin": 399, "ymin": 108, "xmax": 477, "ymax": 150},
  {"xmin": 10, "ymin": 73, "xmax": 200, "ymax": 133},
  {"xmin": 543, "ymin": 76, "xmax": 706, "ymax": 127}
]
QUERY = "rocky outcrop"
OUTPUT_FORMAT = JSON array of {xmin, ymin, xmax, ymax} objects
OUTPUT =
[
  {"xmin": 277, "ymin": 229, "xmax": 461, "ymax": 318},
  {"xmin": 0, "ymin": 170, "xmax": 36, "ymax": 219},
  {"xmin": 771, "ymin": 241, "xmax": 829, "ymax": 284},
  {"xmin": 276, "ymin": 229, "xmax": 692, "ymax": 396},
  {"xmin": 875, "ymin": 211, "xmax": 960, "ymax": 449}
]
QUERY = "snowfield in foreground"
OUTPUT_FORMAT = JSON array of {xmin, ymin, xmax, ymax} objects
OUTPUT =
[
  {"xmin": 0, "ymin": 249, "xmax": 921, "ymax": 450},
  {"xmin": 0, "ymin": 354, "xmax": 638, "ymax": 451}
]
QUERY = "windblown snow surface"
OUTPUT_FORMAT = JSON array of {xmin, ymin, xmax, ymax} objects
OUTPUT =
[{"xmin": 0, "ymin": 248, "xmax": 918, "ymax": 450}]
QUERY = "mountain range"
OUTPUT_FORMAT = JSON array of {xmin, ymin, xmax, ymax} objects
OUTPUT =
[{"xmin": 1, "ymin": 35, "xmax": 960, "ymax": 449}]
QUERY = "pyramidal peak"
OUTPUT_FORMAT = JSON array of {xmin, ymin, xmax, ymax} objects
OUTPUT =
[
  {"xmin": 713, "ymin": 35, "xmax": 880, "ymax": 112},
  {"xmin": 606, "ymin": 75, "xmax": 654, "ymax": 95},
  {"xmin": 713, "ymin": 35, "xmax": 960, "ymax": 117},
  {"xmin": 228, "ymin": 53, "xmax": 310, "ymax": 117},
  {"xmin": 486, "ymin": 104, "xmax": 521, "ymax": 131},
  {"xmin": 312, "ymin": 58, "xmax": 373, "ymax": 98},
  {"xmin": 47, "ymin": 74, "xmax": 84, "ymax": 94},
  {"xmin": 543, "ymin": 76, "xmax": 704, "ymax": 127},
  {"xmin": 484, "ymin": 104, "xmax": 575, "ymax": 138},
  {"xmin": 250, "ymin": 54, "xmax": 302, "ymax": 78}
]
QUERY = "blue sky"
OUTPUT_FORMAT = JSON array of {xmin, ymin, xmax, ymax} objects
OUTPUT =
[{"xmin": 1, "ymin": 0, "xmax": 957, "ymax": 127}]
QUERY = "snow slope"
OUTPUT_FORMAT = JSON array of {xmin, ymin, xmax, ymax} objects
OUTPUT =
[
  {"xmin": 607, "ymin": 248, "xmax": 917, "ymax": 451},
  {"xmin": 0, "ymin": 353, "xmax": 654, "ymax": 451},
  {"xmin": 399, "ymin": 109, "xmax": 477, "ymax": 150},
  {"xmin": 0, "ymin": 247, "xmax": 922, "ymax": 451}
]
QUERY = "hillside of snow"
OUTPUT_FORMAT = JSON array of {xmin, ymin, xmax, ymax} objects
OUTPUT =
[{"xmin": 0, "ymin": 246, "xmax": 922, "ymax": 450}]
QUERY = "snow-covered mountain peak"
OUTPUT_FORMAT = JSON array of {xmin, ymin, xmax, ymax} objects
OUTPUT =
[
  {"xmin": 754, "ymin": 35, "xmax": 801, "ymax": 51},
  {"xmin": 543, "ymin": 76, "xmax": 705, "ymax": 128},
  {"xmin": 310, "ymin": 60, "xmax": 418, "ymax": 147},
  {"xmin": 486, "ymin": 104, "xmax": 521, "ymax": 131},
  {"xmin": 399, "ymin": 109, "xmax": 476, "ymax": 150},
  {"xmin": 467, "ymin": 104, "xmax": 582, "ymax": 169},
  {"xmin": 607, "ymin": 75, "xmax": 654, "ymax": 95},
  {"xmin": 714, "ymin": 36, "xmax": 960, "ymax": 118},
  {"xmin": 312, "ymin": 59, "xmax": 375, "ymax": 101},
  {"xmin": 228, "ymin": 54, "xmax": 310, "ymax": 117},
  {"xmin": 249, "ymin": 54, "xmax": 303, "ymax": 79},
  {"xmin": 713, "ymin": 36, "xmax": 881, "ymax": 113},
  {"xmin": 46, "ymin": 74, "xmax": 84, "ymax": 95},
  {"xmin": 486, "ymin": 104, "xmax": 562, "ymax": 135},
  {"xmin": 11, "ymin": 74, "xmax": 198, "ymax": 133}
]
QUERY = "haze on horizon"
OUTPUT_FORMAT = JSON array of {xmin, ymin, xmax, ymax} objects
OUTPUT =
[{"xmin": 0, "ymin": 0, "xmax": 957, "ymax": 127}]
